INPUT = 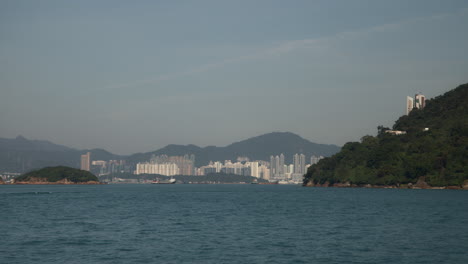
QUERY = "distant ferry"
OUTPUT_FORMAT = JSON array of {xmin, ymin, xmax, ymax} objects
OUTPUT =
[{"xmin": 151, "ymin": 178, "xmax": 176, "ymax": 184}]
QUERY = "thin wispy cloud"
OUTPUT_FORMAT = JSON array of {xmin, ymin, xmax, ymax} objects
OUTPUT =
[{"xmin": 103, "ymin": 8, "xmax": 468, "ymax": 92}]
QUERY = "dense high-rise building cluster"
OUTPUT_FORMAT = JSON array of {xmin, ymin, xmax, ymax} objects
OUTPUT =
[
  {"xmin": 130, "ymin": 153, "xmax": 324, "ymax": 183},
  {"xmin": 150, "ymin": 154, "xmax": 195, "ymax": 175},
  {"xmin": 135, "ymin": 154, "xmax": 195, "ymax": 176},
  {"xmin": 82, "ymin": 147, "xmax": 326, "ymax": 182},
  {"xmin": 293, "ymin": 154, "xmax": 306, "ymax": 174},
  {"xmin": 270, "ymin": 154, "xmax": 285, "ymax": 180},
  {"xmin": 83, "ymin": 151, "xmax": 326, "ymax": 183},
  {"xmin": 196, "ymin": 160, "xmax": 271, "ymax": 179},
  {"xmin": 136, "ymin": 162, "xmax": 180, "ymax": 176},
  {"xmin": 92, "ymin": 160, "xmax": 127, "ymax": 175}
]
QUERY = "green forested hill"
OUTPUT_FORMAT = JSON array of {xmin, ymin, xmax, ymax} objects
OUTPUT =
[
  {"xmin": 304, "ymin": 83, "xmax": 468, "ymax": 187},
  {"xmin": 15, "ymin": 166, "xmax": 99, "ymax": 183}
]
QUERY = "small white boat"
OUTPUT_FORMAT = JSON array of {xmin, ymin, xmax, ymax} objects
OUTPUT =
[{"xmin": 151, "ymin": 178, "xmax": 176, "ymax": 184}]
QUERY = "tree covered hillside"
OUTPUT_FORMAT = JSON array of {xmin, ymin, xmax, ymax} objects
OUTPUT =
[
  {"xmin": 304, "ymin": 83, "xmax": 468, "ymax": 187},
  {"xmin": 15, "ymin": 166, "xmax": 99, "ymax": 183}
]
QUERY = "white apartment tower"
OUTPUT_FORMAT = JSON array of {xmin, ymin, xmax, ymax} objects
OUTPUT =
[
  {"xmin": 80, "ymin": 152, "xmax": 91, "ymax": 171},
  {"xmin": 293, "ymin": 154, "xmax": 306, "ymax": 175},
  {"xmin": 249, "ymin": 161, "xmax": 259, "ymax": 178},
  {"xmin": 406, "ymin": 93, "xmax": 425, "ymax": 115},
  {"xmin": 406, "ymin": 96, "xmax": 414, "ymax": 115},
  {"xmin": 135, "ymin": 163, "xmax": 180, "ymax": 176},
  {"xmin": 414, "ymin": 93, "xmax": 426, "ymax": 109}
]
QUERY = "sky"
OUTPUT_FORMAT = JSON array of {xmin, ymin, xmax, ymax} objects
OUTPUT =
[{"xmin": 1, "ymin": 0, "xmax": 468, "ymax": 155}]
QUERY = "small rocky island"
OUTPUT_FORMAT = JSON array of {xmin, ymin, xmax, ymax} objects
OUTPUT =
[{"xmin": 13, "ymin": 166, "xmax": 101, "ymax": 184}]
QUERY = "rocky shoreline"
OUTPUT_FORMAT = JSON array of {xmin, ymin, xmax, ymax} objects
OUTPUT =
[{"xmin": 303, "ymin": 177, "xmax": 468, "ymax": 190}]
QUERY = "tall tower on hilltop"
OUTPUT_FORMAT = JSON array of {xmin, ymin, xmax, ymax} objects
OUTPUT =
[
  {"xmin": 406, "ymin": 93, "xmax": 425, "ymax": 115},
  {"xmin": 415, "ymin": 93, "xmax": 426, "ymax": 109},
  {"xmin": 80, "ymin": 152, "xmax": 91, "ymax": 171},
  {"xmin": 406, "ymin": 96, "xmax": 414, "ymax": 115}
]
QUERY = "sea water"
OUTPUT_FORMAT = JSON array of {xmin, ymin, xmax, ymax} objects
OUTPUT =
[{"xmin": 1, "ymin": 184, "xmax": 467, "ymax": 264}]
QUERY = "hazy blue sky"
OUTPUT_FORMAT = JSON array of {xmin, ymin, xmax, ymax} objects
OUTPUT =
[{"xmin": 1, "ymin": 0, "xmax": 468, "ymax": 154}]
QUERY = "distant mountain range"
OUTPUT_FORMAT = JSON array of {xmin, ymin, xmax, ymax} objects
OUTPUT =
[
  {"xmin": 0, "ymin": 132, "xmax": 340, "ymax": 172},
  {"xmin": 127, "ymin": 132, "xmax": 341, "ymax": 167},
  {"xmin": 0, "ymin": 136, "xmax": 123, "ymax": 172}
]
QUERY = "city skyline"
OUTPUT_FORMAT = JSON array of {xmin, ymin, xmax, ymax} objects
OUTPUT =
[
  {"xmin": 0, "ymin": 2, "xmax": 465, "ymax": 262},
  {"xmin": 1, "ymin": 1, "xmax": 467, "ymax": 155},
  {"xmin": 126, "ymin": 153, "xmax": 325, "ymax": 183}
]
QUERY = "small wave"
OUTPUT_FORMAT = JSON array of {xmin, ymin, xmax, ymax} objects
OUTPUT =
[{"xmin": 0, "ymin": 191, "xmax": 53, "ymax": 196}]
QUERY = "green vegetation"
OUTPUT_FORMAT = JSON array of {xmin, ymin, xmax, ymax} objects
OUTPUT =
[
  {"xmin": 15, "ymin": 166, "xmax": 99, "ymax": 183},
  {"xmin": 304, "ymin": 83, "xmax": 468, "ymax": 187}
]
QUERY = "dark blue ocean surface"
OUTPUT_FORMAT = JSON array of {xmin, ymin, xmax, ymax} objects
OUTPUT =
[{"xmin": 1, "ymin": 184, "xmax": 467, "ymax": 264}]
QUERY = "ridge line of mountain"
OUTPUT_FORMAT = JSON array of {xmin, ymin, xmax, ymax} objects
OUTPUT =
[{"xmin": 0, "ymin": 132, "xmax": 341, "ymax": 171}]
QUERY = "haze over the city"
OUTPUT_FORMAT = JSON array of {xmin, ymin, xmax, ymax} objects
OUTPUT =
[{"xmin": 1, "ymin": 0, "xmax": 467, "ymax": 155}]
